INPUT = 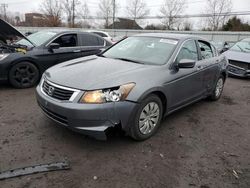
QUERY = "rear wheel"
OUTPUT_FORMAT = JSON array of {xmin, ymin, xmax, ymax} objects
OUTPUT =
[
  {"xmin": 129, "ymin": 95, "xmax": 163, "ymax": 141},
  {"xmin": 9, "ymin": 62, "xmax": 39, "ymax": 89},
  {"xmin": 209, "ymin": 76, "xmax": 225, "ymax": 101}
]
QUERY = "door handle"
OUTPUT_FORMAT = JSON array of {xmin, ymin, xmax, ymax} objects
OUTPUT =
[{"xmin": 73, "ymin": 50, "xmax": 81, "ymax": 53}]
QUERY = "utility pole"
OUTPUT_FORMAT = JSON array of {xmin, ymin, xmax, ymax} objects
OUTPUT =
[
  {"xmin": 72, "ymin": 0, "xmax": 75, "ymax": 27},
  {"xmin": 112, "ymin": 0, "xmax": 116, "ymax": 36},
  {"xmin": 1, "ymin": 3, "xmax": 8, "ymax": 21}
]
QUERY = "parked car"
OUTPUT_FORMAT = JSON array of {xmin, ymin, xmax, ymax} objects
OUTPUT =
[
  {"xmin": 112, "ymin": 35, "xmax": 127, "ymax": 44},
  {"xmin": 88, "ymin": 30, "xmax": 113, "ymax": 44},
  {"xmin": 36, "ymin": 33, "xmax": 228, "ymax": 141},
  {"xmin": 0, "ymin": 19, "xmax": 112, "ymax": 88},
  {"xmin": 210, "ymin": 41, "xmax": 235, "ymax": 54},
  {"xmin": 223, "ymin": 38, "xmax": 250, "ymax": 78}
]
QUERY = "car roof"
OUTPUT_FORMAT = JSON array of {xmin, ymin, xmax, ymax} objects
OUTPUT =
[
  {"xmin": 35, "ymin": 30, "xmax": 98, "ymax": 35},
  {"xmin": 134, "ymin": 33, "xmax": 205, "ymax": 41}
]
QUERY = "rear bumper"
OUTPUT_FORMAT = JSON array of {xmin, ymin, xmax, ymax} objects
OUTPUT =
[
  {"xmin": 228, "ymin": 65, "xmax": 250, "ymax": 78},
  {"xmin": 36, "ymin": 85, "xmax": 138, "ymax": 140}
]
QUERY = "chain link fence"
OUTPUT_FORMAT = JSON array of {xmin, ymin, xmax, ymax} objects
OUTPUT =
[{"xmin": 17, "ymin": 27, "xmax": 250, "ymax": 42}]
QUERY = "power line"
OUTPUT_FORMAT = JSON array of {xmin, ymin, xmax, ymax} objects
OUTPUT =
[{"xmin": 83, "ymin": 11, "xmax": 250, "ymax": 20}]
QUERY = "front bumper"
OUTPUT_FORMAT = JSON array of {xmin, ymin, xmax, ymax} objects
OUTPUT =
[
  {"xmin": 36, "ymin": 85, "xmax": 138, "ymax": 140},
  {"xmin": 228, "ymin": 65, "xmax": 250, "ymax": 78}
]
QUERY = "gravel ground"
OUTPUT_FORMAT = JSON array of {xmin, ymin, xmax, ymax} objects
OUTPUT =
[{"xmin": 0, "ymin": 77, "xmax": 249, "ymax": 188}]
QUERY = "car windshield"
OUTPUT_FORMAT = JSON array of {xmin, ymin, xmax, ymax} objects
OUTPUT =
[
  {"xmin": 230, "ymin": 40, "xmax": 250, "ymax": 53},
  {"xmin": 102, "ymin": 36, "xmax": 178, "ymax": 65},
  {"xmin": 17, "ymin": 31, "xmax": 57, "ymax": 47}
]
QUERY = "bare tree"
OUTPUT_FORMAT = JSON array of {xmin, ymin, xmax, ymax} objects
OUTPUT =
[
  {"xmin": 205, "ymin": 0, "xmax": 232, "ymax": 31},
  {"xmin": 126, "ymin": 0, "xmax": 150, "ymax": 22},
  {"xmin": 40, "ymin": 0, "xmax": 62, "ymax": 26},
  {"xmin": 98, "ymin": 0, "xmax": 113, "ymax": 28},
  {"xmin": 159, "ymin": 0, "xmax": 187, "ymax": 30},
  {"xmin": 79, "ymin": 1, "xmax": 90, "ymax": 28},
  {"xmin": 62, "ymin": 0, "xmax": 81, "ymax": 27}
]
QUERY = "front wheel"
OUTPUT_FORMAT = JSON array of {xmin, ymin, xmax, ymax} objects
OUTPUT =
[
  {"xmin": 129, "ymin": 95, "xmax": 163, "ymax": 141},
  {"xmin": 209, "ymin": 76, "xmax": 225, "ymax": 101},
  {"xmin": 9, "ymin": 62, "xmax": 39, "ymax": 89}
]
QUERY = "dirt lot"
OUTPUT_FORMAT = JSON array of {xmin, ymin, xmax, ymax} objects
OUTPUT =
[{"xmin": 0, "ymin": 78, "xmax": 249, "ymax": 188}]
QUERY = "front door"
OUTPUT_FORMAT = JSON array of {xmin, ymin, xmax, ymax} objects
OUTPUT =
[{"xmin": 166, "ymin": 39, "xmax": 205, "ymax": 111}]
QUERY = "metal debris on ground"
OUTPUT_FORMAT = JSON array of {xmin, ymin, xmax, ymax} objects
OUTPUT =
[
  {"xmin": 0, "ymin": 161, "xmax": 70, "ymax": 180},
  {"xmin": 232, "ymin": 170, "xmax": 239, "ymax": 179}
]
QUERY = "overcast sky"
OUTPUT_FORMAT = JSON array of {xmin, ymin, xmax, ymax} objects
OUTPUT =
[{"xmin": 2, "ymin": 0, "xmax": 250, "ymax": 28}]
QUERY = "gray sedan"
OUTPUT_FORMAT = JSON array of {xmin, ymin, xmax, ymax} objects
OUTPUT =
[{"xmin": 36, "ymin": 33, "xmax": 228, "ymax": 141}]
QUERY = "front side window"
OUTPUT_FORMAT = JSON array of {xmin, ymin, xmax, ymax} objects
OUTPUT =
[
  {"xmin": 176, "ymin": 40, "xmax": 198, "ymax": 63},
  {"xmin": 103, "ymin": 37, "xmax": 178, "ymax": 65},
  {"xmin": 198, "ymin": 41, "xmax": 214, "ymax": 59},
  {"xmin": 52, "ymin": 34, "xmax": 77, "ymax": 47}
]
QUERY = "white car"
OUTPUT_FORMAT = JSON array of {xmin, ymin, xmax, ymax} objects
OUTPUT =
[{"xmin": 88, "ymin": 30, "xmax": 113, "ymax": 44}]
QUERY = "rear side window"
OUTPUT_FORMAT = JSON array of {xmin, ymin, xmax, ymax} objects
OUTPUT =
[
  {"xmin": 176, "ymin": 40, "xmax": 198, "ymax": 63},
  {"xmin": 53, "ymin": 34, "xmax": 78, "ymax": 47},
  {"xmin": 198, "ymin": 41, "xmax": 214, "ymax": 59},
  {"xmin": 82, "ymin": 34, "xmax": 104, "ymax": 46}
]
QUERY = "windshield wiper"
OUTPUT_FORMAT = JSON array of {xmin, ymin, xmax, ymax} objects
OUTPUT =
[
  {"xmin": 114, "ymin": 57, "xmax": 144, "ymax": 64},
  {"xmin": 237, "ymin": 45, "xmax": 246, "ymax": 52}
]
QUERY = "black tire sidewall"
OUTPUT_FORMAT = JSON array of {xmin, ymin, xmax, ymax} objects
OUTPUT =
[
  {"xmin": 9, "ymin": 62, "xmax": 39, "ymax": 89},
  {"xmin": 130, "ymin": 94, "xmax": 163, "ymax": 141}
]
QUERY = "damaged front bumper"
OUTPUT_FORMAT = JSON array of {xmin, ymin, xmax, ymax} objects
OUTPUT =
[
  {"xmin": 228, "ymin": 64, "xmax": 250, "ymax": 78},
  {"xmin": 36, "ymin": 85, "xmax": 138, "ymax": 140}
]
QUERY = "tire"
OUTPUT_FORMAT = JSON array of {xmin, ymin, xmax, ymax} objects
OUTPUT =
[
  {"xmin": 9, "ymin": 62, "xmax": 40, "ymax": 89},
  {"xmin": 209, "ymin": 75, "xmax": 225, "ymax": 101},
  {"xmin": 129, "ymin": 94, "xmax": 163, "ymax": 141}
]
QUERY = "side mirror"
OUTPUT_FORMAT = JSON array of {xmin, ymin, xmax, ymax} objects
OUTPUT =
[
  {"xmin": 49, "ymin": 43, "xmax": 60, "ymax": 50},
  {"xmin": 178, "ymin": 59, "xmax": 196, "ymax": 69}
]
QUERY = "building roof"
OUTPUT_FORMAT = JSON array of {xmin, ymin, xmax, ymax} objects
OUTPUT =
[{"xmin": 108, "ymin": 18, "xmax": 142, "ymax": 30}]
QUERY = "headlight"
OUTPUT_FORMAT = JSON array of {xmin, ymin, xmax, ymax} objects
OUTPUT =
[
  {"xmin": 0, "ymin": 54, "xmax": 9, "ymax": 61},
  {"xmin": 79, "ymin": 83, "xmax": 135, "ymax": 104}
]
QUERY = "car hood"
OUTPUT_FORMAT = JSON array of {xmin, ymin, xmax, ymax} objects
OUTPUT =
[
  {"xmin": 0, "ymin": 19, "xmax": 35, "ymax": 46},
  {"xmin": 223, "ymin": 50, "xmax": 250, "ymax": 63},
  {"xmin": 45, "ymin": 56, "xmax": 155, "ymax": 90}
]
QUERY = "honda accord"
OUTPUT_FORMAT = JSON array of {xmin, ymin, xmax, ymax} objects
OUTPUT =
[{"xmin": 36, "ymin": 33, "xmax": 228, "ymax": 140}]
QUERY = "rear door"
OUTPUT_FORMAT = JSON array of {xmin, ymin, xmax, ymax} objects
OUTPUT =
[
  {"xmin": 197, "ymin": 40, "xmax": 221, "ymax": 93},
  {"xmin": 79, "ymin": 34, "xmax": 106, "ymax": 56},
  {"xmin": 166, "ymin": 39, "xmax": 205, "ymax": 110}
]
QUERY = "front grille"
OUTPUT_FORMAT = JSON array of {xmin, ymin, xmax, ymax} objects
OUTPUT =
[
  {"xmin": 229, "ymin": 60, "xmax": 250, "ymax": 70},
  {"xmin": 40, "ymin": 104, "xmax": 68, "ymax": 125},
  {"xmin": 42, "ymin": 80, "xmax": 74, "ymax": 101}
]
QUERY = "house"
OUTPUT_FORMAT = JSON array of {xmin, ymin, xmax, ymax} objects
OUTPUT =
[
  {"xmin": 108, "ymin": 18, "xmax": 142, "ymax": 30},
  {"xmin": 24, "ymin": 13, "xmax": 47, "ymax": 27}
]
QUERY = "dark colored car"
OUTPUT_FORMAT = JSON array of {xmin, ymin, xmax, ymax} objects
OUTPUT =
[
  {"xmin": 0, "ymin": 19, "xmax": 111, "ymax": 88},
  {"xmin": 36, "ymin": 34, "xmax": 228, "ymax": 141},
  {"xmin": 223, "ymin": 38, "xmax": 250, "ymax": 78}
]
